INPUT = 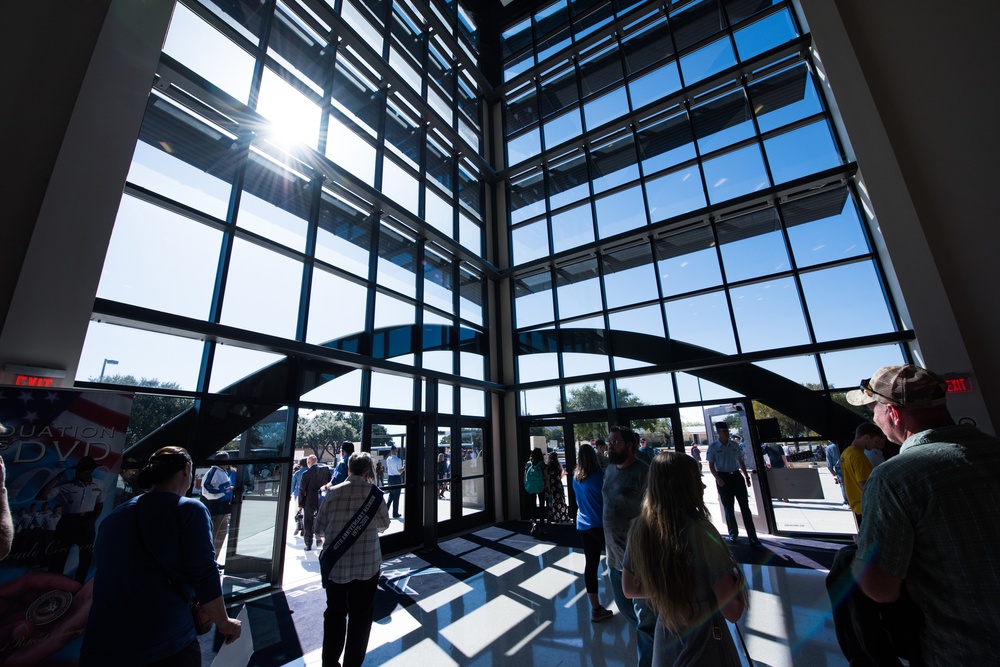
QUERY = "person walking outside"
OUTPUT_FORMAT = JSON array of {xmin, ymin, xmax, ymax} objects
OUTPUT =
[
  {"xmin": 299, "ymin": 455, "xmax": 331, "ymax": 551},
  {"xmin": 384, "ymin": 447, "xmax": 405, "ymax": 519},
  {"xmin": 200, "ymin": 451, "xmax": 235, "ymax": 558}
]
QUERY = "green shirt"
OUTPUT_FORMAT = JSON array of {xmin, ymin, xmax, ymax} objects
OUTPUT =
[{"xmin": 855, "ymin": 425, "xmax": 1000, "ymax": 664}]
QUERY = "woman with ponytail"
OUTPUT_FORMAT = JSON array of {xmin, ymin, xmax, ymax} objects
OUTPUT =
[
  {"xmin": 622, "ymin": 452, "xmax": 747, "ymax": 666},
  {"xmin": 81, "ymin": 447, "xmax": 241, "ymax": 666}
]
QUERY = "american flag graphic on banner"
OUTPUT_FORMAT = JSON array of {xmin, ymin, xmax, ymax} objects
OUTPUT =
[{"xmin": 0, "ymin": 387, "xmax": 133, "ymax": 666}]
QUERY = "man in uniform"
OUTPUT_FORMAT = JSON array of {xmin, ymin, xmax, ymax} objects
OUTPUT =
[
  {"xmin": 707, "ymin": 423, "xmax": 761, "ymax": 546},
  {"xmin": 38, "ymin": 455, "xmax": 105, "ymax": 582}
]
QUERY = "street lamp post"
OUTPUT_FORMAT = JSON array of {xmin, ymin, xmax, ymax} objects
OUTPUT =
[{"xmin": 100, "ymin": 359, "xmax": 119, "ymax": 381}]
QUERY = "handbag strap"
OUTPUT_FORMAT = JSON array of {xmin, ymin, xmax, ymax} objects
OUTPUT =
[
  {"xmin": 134, "ymin": 495, "xmax": 196, "ymax": 606},
  {"xmin": 694, "ymin": 521, "xmax": 754, "ymax": 666}
]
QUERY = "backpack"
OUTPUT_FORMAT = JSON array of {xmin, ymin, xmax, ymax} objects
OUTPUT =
[{"xmin": 525, "ymin": 461, "xmax": 544, "ymax": 494}]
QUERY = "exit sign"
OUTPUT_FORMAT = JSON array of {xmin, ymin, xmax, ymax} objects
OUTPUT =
[
  {"xmin": 944, "ymin": 375, "xmax": 973, "ymax": 393},
  {"xmin": 14, "ymin": 374, "xmax": 56, "ymax": 387}
]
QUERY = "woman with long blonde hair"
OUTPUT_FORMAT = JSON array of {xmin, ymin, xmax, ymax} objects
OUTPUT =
[{"xmin": 622, "ymin": 451, "xmax": 746, "ymax": 665}]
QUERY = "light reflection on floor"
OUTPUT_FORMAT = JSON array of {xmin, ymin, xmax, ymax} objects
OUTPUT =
[{"xmin": 284, "ymin": 524, "xmax": 844, "ymax": 667}]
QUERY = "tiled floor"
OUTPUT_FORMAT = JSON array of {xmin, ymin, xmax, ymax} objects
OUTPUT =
[{"xmin": 272, "ymin": 521, "xmax": 846, "ymax": 666}]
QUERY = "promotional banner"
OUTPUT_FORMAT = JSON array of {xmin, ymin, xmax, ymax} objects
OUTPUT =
[{"xmin": 0, "ymin": 387, "xmax": 133, "ymax": 666}]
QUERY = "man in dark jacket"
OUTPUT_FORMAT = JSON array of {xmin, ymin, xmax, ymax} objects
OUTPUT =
[{"xmin": 298, "ymin": 455, "xmax": 332, "ymax": 551}]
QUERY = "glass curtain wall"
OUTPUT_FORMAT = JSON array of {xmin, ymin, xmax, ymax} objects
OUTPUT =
[
  {"xmin": 504, "ymin": 0, "xmax": 912, "ymax": 537},
  {"xmin": 78, "ymin": 0, "xmax": 496, "ymax": 588}
]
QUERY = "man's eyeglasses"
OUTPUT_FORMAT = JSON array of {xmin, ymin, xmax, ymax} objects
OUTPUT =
[{"xmin": 860, "ymin": 378, "xmax": 902, "ymax": 406}]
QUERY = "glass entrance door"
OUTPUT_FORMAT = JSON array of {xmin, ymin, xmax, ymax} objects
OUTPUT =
[{"xmin": 369, "ymin": 420, "xmax": 414, "ymax": 548}]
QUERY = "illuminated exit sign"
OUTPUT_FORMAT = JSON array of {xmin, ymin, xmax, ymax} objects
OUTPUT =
[
  {"xmin": 4, "ymin": 364, "xmax": 66, "ymax": 387},
  {"xmin": 944, "ymin": 375, "xmax": 973, "ymax": 394},
  {"xmin": 14, "ymin": 374, "xmax": 56, "ymax": 387}
]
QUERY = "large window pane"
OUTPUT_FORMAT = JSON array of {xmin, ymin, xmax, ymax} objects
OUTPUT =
[
  {"xmin": 751, "ymin": 63, "xmax": 824, "ymax": 134},
  {"xmin": 664, "ymin": 291, "xmax": 736, "ymax": 355},
  {"xmin": 590, "ymin": 134, "xmax": 639, "ymax": 194},
  {"xmin": 565, "ymin": 382, "xmax": 607, "ymax": 412},
  {"xmin": 164, "ymin": 2, "xmax": 255, "ymax": 103},
  {"xmin": 638, "ymin": 108, "xmax": 695, "ymax": 175},
  {"xmin": 603, "ymin": 243, "xmax": 660, "ymax": 309},
  {"xmin": 512, "ymin": 219, "xmax": 551, "ymax": 265},
  {"xmin": 820, "ymin": 345, "xmax": 907, "ymax": 390},
  {"xmin": 679, "ymin": 37, "xmax": 736, "ymax": 84},
  {"xmin": 548, "ymin": 153, "xmax": 590, "ymax": 211},
  {"xmin": 519, "ymin": 353, "xmax": 559, "ymax": 383},
  {"xmin": 510, "ymin": 170, "xmax": 547, "ymax": 224},
  {"xmin": 783, "ymin": 187, "xmax": 869, "ymax": 268},
  {"xmin": 256, "ymin": 68, "xmax": 321, "ymax": 149},
  {"xmin": 326, "ymin": 116, "xmax": 377, "ymax": 186},
  {"xmin": 317, "ymin": 190, "xmax": 371, "ymax": 278},
  {"xmin": 377, "ymin": 223, "xmax": 418, "ymax": 298},
  {"xmin": 579, "ymin": 41, "xmax": 623, "ymax": 97},
  {"xmin": 78, "ymin": 322, "xmax": 204, "ymax": 390},
  {"xmin": 731, "ymin": 277, "xmax": 809, "ymax": 352},
  {"xmin": 692, "ymin": 90, "xmax": 754, "ymax": 155},
  {"xmin": 307, "ymin": 269, "xmax": 369, "ymax": 345},
  {"xmin": 753, "ymin": 355, "xmax": 821, "ymax": 387},
  {"xmin": 622, "ymin": 18, "xmax": 673, "ymax": 74},
  {"xmin": 562, "ymin": 352, "xmax": 609, "ymax": 377},
  {"xmin": 128, "ymin": 95, "xmax": 237, "ymax": 220},
  {"xmin": 238, "ymin": 149, "xmax": 311, "ymax": 252},
  {"xmin": 616, "ymin": 373, "xmax": 675, "ymax": 405},
  {"xmin": 459, "ymin": 265, "xmax": 484, "ymax": 325},
  {"xmin": 583, "ymin": 86, "xmax": 629, "ymax": 130},
  {"xmin": 655, "ymin": 226, "xmax": 723, "ymax": 297},
  {"xmin": 370, "ymin": 371, "xmax": 414, "ymax": 410},
  {"xmin": 764, "ymin": 121, "xmax": 841, "ymax": 184},
  {"xmin": 300, "ymin": 368, "xmax": 363, "ymax": 404},
  {"xmin": 595, "ymin": 185, "xmax": 647, "ymax": 237},
  {"xmin": 800, "ymin": 261, "xmax": 896, "ymax": 342},
  {"xmin": 521, "ymin": 385, "xmax": 562, "ymax": 415},
  {"xmin": 268, "ymin": 2, "xmax": 328, "ymax": 95},
  {"xmin": 98, "ymin": 196, "xmax": 221, "ymax": 320},
  {"xmin": 514, "ymin": 270, "xmax": 554, "ymax": 329},
  {"xmin": 381, "ymin": 158, "xmax": 420, "ymax": 214},
  {"xmin": 331, "ymin": 57, "xmax": 381, "ymax": 136},
  {"xmin": 460, "ymin": 388, "xmax": 486, "ymax": 417},
  {"xmin": 539, "ymin": 64, "xmax": 578, "ymax": 118},
  {"xmin": 629, "ymin": 61, "xmax": 682, "ymax": 110},
  {"xmin": 702, "ymin": 144, "xmax": 769, "ymax": 204},
  {"xmin": 208, "ymin": 345, "xmax": 285, "ymax": 393},
  {"xmin": 507, "ymin": 128, "xmax": 542, "ymax": 165},
  {"xmin": 733, "ymin": 9, "xmax": 798, "ymax": 62},
  {"xmin": 423, "ymin": 248, "xmax": 454, "ymax": 313},
  {"xmin": 222, "ymin": 239, "xmax": 302, "ymax": 339},
  {"xmin": 556, "ymin": 258, "xmax": 603, "ymax": 319},
  {"xmin": 543, "ymin": 109, "xmax": 583, "ymax": 149},
  {"xmin": 551, "ymin": 203, "xmax": 595, "ymax": 253},
  {"xmin": 645, "ymin": 165, "xmax": 706, "ymax": 223},
  {"xmin": 716, "ymin": 208, "xmax": 790, "ymax": 282}
]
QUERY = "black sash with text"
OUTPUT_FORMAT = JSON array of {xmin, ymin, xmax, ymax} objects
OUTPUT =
[{"xmin": 318, "ymin": 484, "xmax": 383, "ymax": 587}]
